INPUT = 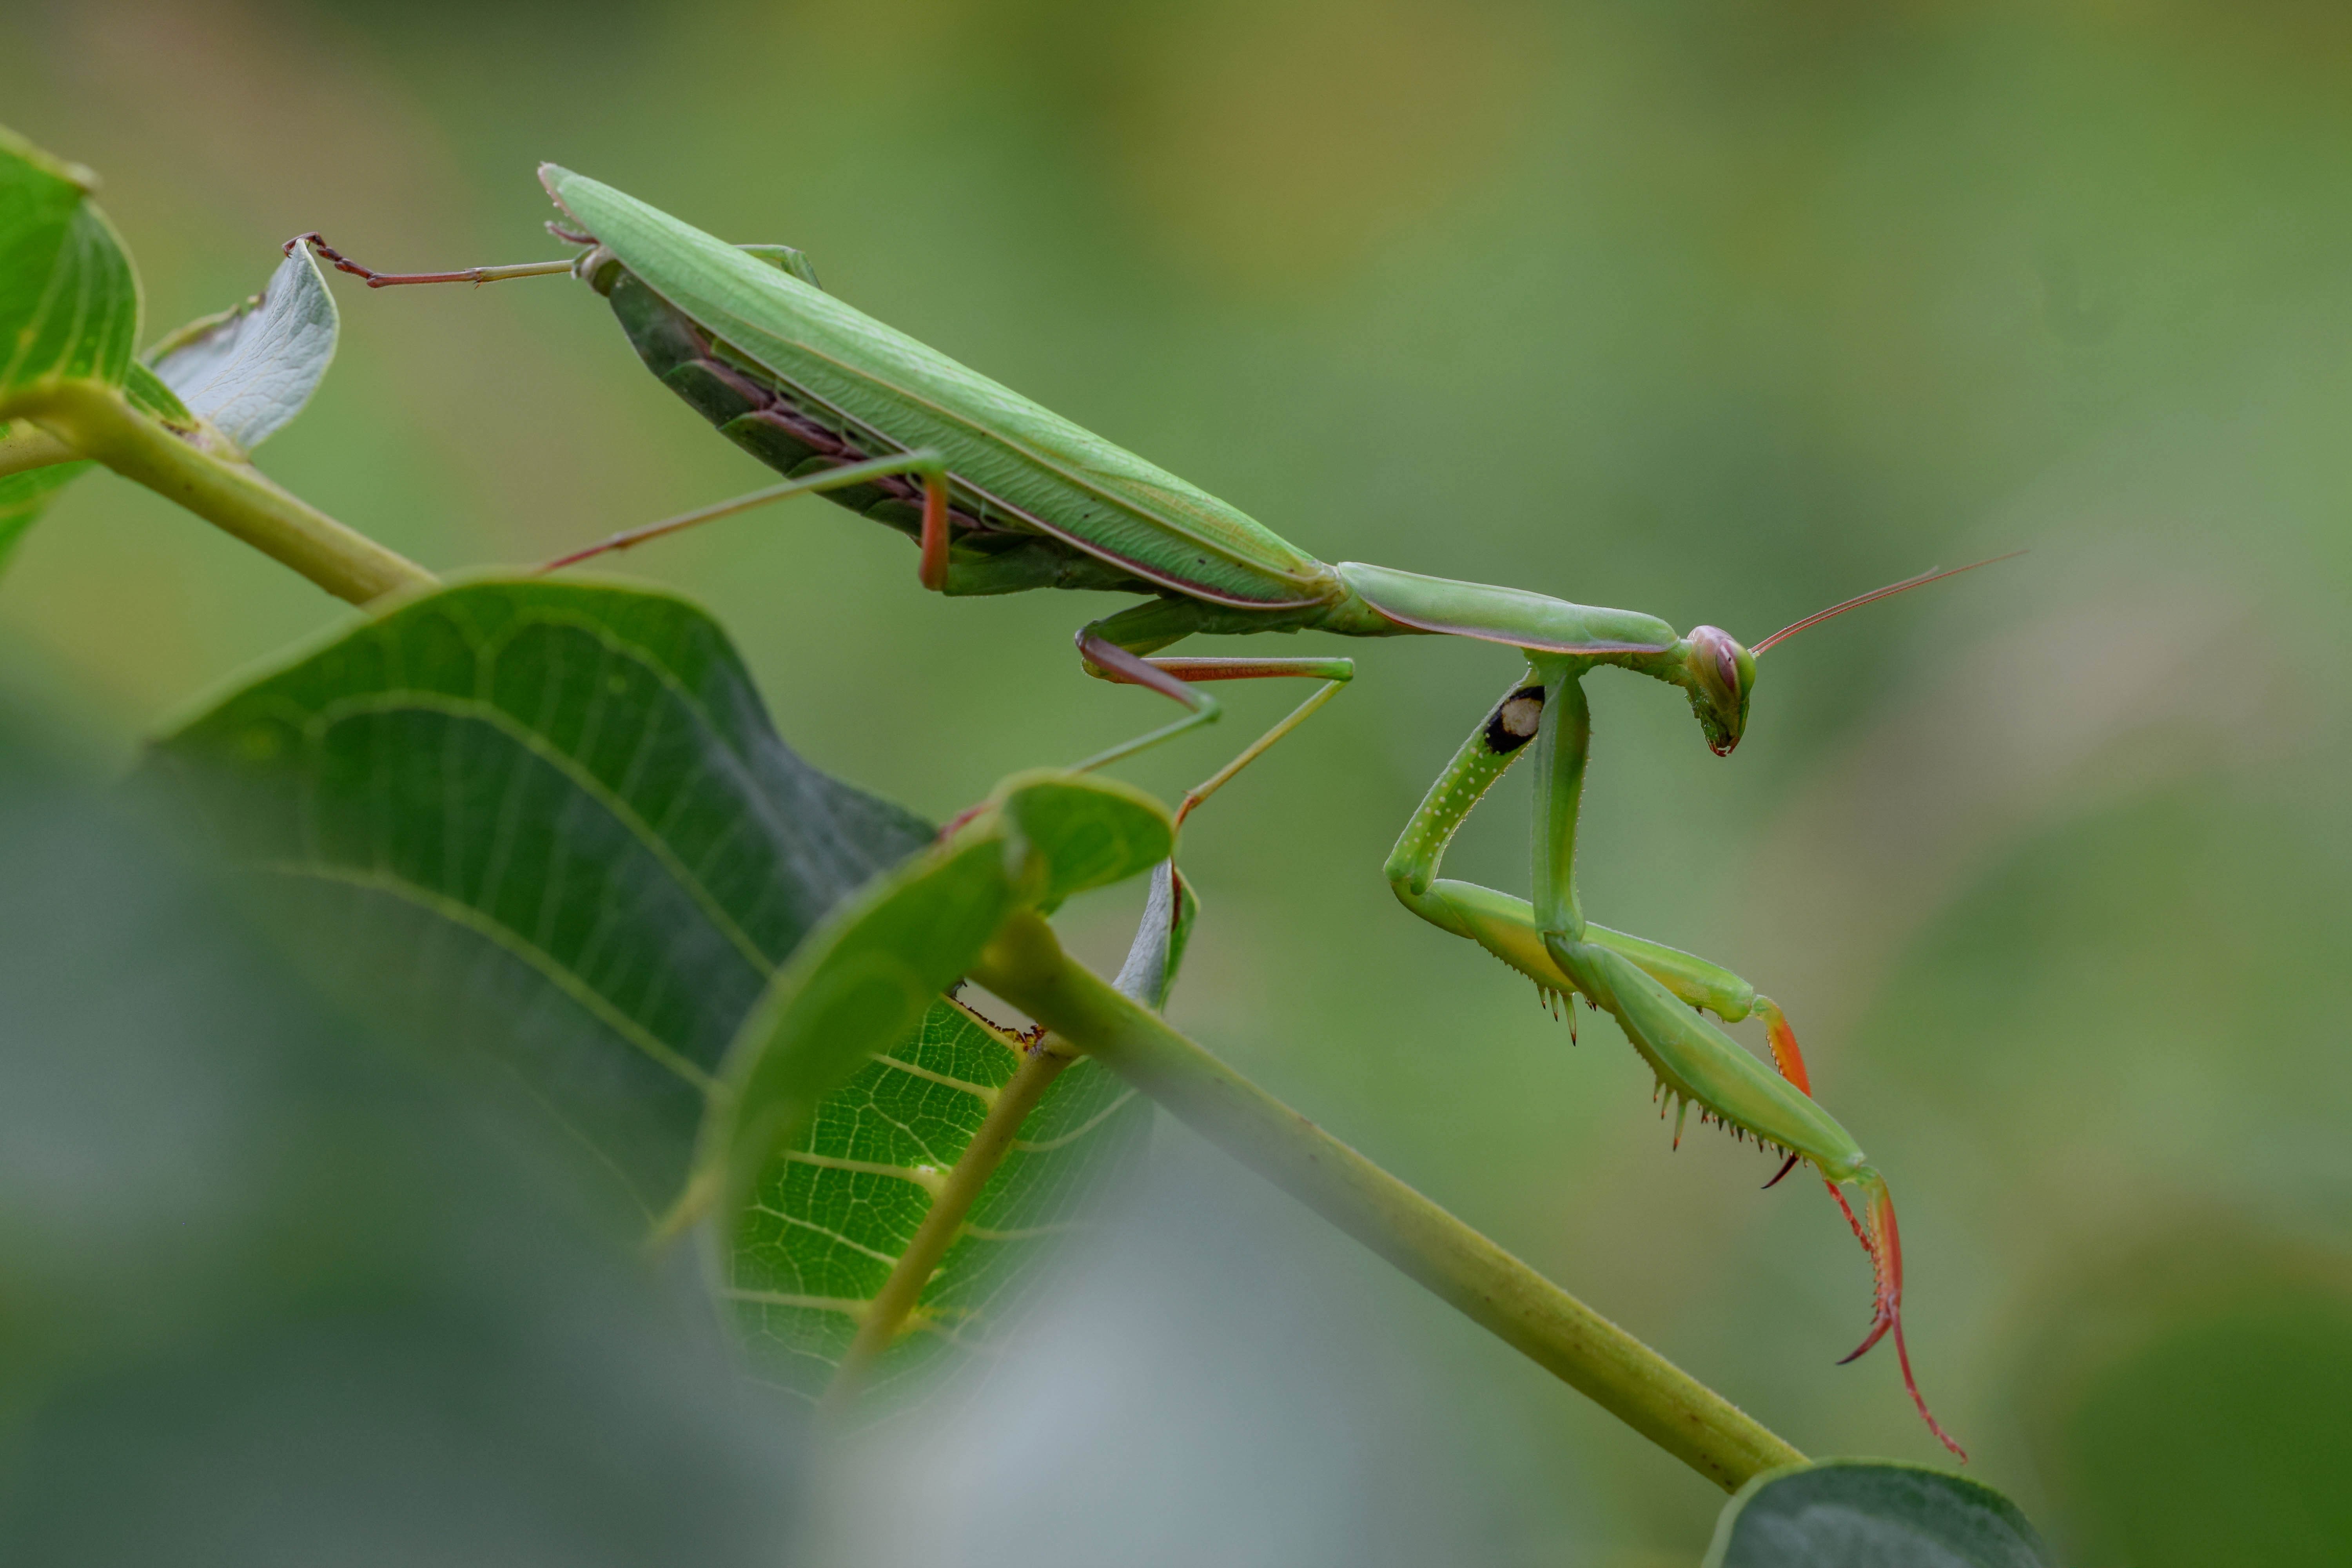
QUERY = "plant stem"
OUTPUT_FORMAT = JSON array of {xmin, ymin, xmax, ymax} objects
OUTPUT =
[
  {"xmin": 17, "ymin": 383, "xmax": 435, "ymax": 604},
  {"xmin": 971, "ymin": 907, "xmax": 1807, "ymax": 1494},
  {"xmin": 824, "ymin": 1020, "xmax": 1075, "ymax": 1407},
  {"xmin": 0, "ymin": 421, "xmax": 78, "ymax": 479}
]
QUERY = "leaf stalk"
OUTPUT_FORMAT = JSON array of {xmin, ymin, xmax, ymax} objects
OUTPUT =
[
  {"xmin": 0, "ymin": 421, "xmax": 78, "ymax": 480},
  {"xmin": 970, "ymin": 907, "xmax": 1806, "ymax": 1494},
  {"xmin": 11, "ymin": 381, "xmax": 435, "ymax": 604}
]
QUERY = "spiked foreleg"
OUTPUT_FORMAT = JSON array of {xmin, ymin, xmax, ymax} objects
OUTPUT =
[
  {"xmin": 1385, "ymin": 675, "xmax": 1828, "ymax": 1129},
  {"xmin": 1512, "ymin": 678, "xmax": 1961, "ymax": 1459}
]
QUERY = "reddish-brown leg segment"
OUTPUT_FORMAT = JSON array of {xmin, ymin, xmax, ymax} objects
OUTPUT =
[
  {"xmin": 1754, "ymin": 997, "xmax": 1812, "ymax": 1189},
  {"xmin": 286, "ymin": 232, "xmax": 577, "ymax": 288},
  {"xmin": 917, "ymin": 473, "xmax": 952, "ymax": 592},
  {"xmin": 1826, "ymin": 1176, "xmax": 1966, "ymax": 1461},
  {"xmin": 1074, "ymin": 637, "xmax": 1354, "ymax": 829}
]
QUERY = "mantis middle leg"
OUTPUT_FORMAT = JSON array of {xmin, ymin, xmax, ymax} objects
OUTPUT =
[{"xmin": 1073, "ymin": 596, "xmax": 1353, "ymax": 833}]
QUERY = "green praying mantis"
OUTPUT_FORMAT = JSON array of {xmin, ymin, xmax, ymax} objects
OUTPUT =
[{"xmin": 294, "ymin": 165, "xmax": 2012, "ymax": 1459}]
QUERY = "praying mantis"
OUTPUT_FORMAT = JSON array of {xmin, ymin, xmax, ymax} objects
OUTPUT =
[{"xmin": 293, "ymin": 165, "xmax": 2011, "ymax": 1459}]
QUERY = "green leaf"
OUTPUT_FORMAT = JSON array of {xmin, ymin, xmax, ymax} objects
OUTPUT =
[
  {"xmin": 704, "ymin": 768, "xmax": 1172, "ymax": 1215},
  {"xmin": 147, "ymin": 241, "xmax": 337, "ymax": 451},
  {"xmin": 704, "ymin": 770, "xmax": 1174, "ymax": 1401},
  {"xmin": 0, "ymin": 126, "xmax": 139, "ymax": 407},
  {"xmin": 152, "ymin": 578, "xmax": 1178, "ymax": 1407},
  {"xmin": 706, "ymin": 832, "xmax": 1018, "ymax": 1219},
  {"xmin": 731, "ymin": 996, "xmax": 1152, "ymax": 1402},
  {"xmin": 1704, "ymin": 1460, "xmax": 2051, "ymax": 1568},
  {"xmin": 149, "ymin": 578, "xmax": 933, "ymax": 1215},
  {"xmin": 995, "ymin": 768, "xmax": 1175, "ymax": 911},
  {"xmin": 0, "ymin": 712, "xmax": 804, "ymax": 1561},
  {"xmin": 0, "ymin": 456, "xmax": 88, "ymax": 568}
]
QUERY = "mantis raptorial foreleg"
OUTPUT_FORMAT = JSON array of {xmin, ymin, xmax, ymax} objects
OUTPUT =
[
  {"xmin": 1383, "ymin": 671, "xmax": 1817, "ymax": 1141},
  {"xmin": 1385, "ymin": 666, "xmax": 1963, "ymax": 1459}
]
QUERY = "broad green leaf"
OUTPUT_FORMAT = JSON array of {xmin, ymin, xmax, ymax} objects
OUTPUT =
[
  {"xmin": 0, "ymin": 714, "xmax": 803, "ymax": 1562},
  {"xmin": 732, "ymin": 996, "xmax": 1152, "ymax": 1402},
  {"xmin": 708, "ymin": 831, "xmax": 1018, "ymax": 1216},
  {"xmin": 152, "ymin": 577, "xmax": 1179, "ymax": 1407},
  {"xmin": 705, "ymin": 767, "xmax": 1172, "ymax": 1216},
  {"xmin": 0, "ymin": 127, "xmax": 138, "ymax": 407},
  {"xmin": 708, "ymin": 771, "xmax": 1174, "ymax": 1403},
  {"xmin": 148, "ymin": 242, "xmax": 337, "ymax": 451},
  {"xmin": 996, "ymin": 768, "xmax": 1175, "ymax": 910},
  {"xmin": 1705, "ymin": 1460, "xmax": 2051, "ymax": 1568},
  {"xmin": 149, "ymin": 578, "xmax": 933, "ymax": 1214}
]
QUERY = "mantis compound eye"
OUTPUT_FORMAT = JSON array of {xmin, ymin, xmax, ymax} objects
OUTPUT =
[{"xmin": 1684, "ymin": 625, "xmax": 1754, "ymax": 757}]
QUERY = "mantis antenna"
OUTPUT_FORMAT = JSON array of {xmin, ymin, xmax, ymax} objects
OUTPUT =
[{"xmin": 1751, "ymin": 550, "xmax": 2026, "ymax": 656}]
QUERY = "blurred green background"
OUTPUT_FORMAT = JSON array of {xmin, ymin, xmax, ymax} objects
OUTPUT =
[{"xmin": 5, "ymin": 0, "xmax": 2350, "ymax": 1561}]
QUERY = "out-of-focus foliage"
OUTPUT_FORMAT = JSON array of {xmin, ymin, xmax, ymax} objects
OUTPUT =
[
  {"xmin": 0, "ymin": 711, "xmax": 804, "ymax": 1564},
  {"xmin": 0, "ymin": 128, "xmax": 331, "ymax": 565},
  {"xmin": 150, "ymin": 576, "xmax": 1165, "ymax": 1410},
  {"xmin": 0, "ymin": 124, "xmax": 137, "ymax": 402},
  {"xmin": 2011, "ymin": 1223, "xmax": 2352, "ymax": 1568},
  {"xmin": 1703, "ymin": 1460, "xmax": 2050, "ymax": 1567},
  {"xmin": 5, "ymin": 0, "xmax": 2349, "ymax": 1560},
  {"xmin": 152, "ymin": 579, "xmax": 935, "ymax": 1214}
]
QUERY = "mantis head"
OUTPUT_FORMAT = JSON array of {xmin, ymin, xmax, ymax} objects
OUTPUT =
[
  {"xmin": 1679, "ymin": 626, "xmax": 1754, "ymax": 757},
  {"xmin": 1682, "ymin": 551, "xmax": 2027, "ymax": 759}
]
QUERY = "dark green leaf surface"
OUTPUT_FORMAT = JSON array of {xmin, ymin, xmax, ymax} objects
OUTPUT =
[
  {"xmin": 709, "ymin": 769, "xmax": 1171, "ymax": 1402},
  {"xmin": 0, "ymin": 127, "xmax": 138, "ymax": 407},
  {"xmin": 731, "ymin": 995, "xmax": 1150, "ymax": 1402},
  {"xmin": 710, "ymin": 832, "xmax": 1017, "ymax": 1214},
  {"xmin": 153, "ymin": 579, "xmax": 1165, "ymax": 1405},
  {"xmin": 0, "ymin": 715, "xmax": 804, "ymax": 1565},
  {"xmin": 153, "ymin": 579, "xmax": 933, "ymax": 1213},
  {"xmin": 1705, "ymin": 1460, "xmax": 2050, "ymax": 1568},
  {"xmin": 996, "ymin": 767, "xmax": 1176, "ymax": 910}
]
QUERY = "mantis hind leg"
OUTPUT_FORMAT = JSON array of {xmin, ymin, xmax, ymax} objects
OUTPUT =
[{"xmin": 542, "ymin": 450, "xmax": 951, "ymax": 572}]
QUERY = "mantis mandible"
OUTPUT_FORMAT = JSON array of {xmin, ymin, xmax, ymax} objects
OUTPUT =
[{"xmin": 294, "ymin": 166, "xmax": 2011, "ymax": 1458}]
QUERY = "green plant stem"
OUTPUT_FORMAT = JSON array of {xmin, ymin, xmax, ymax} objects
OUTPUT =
[
  {"xmin": 16, "ymin": 382, "xmax": 435, "ymax": 604},
  {"xmin": 824, "ymin": 1024, "xmax": 1075, "ymax": 1408},
  {"xmin": 971, "ymin": 908, "xmax": 1806, "ymax": 1494},
  {"xmin": 0, "ymin": 421, "xmax": 78, "ymax": 479}
]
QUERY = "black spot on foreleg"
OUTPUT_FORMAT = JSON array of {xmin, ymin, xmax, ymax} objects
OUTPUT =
[{"xmin": 1484, "ymin": 685, "xmax": 1546, "ymax": 754}]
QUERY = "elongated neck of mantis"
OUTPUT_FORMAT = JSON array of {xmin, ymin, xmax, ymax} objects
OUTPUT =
[{"xmin": 1531, "ymin": 668, "xmax": 1590, "ymax": 941}]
